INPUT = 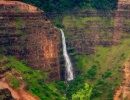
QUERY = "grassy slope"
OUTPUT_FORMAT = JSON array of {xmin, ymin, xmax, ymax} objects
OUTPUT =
[
  {"xmin": 66, "ymin": 39, "xmax": 130, "ymax": 100},
  {"xmin": 0, "ymin": 56, "xmax": 66, "ymax": 100}
]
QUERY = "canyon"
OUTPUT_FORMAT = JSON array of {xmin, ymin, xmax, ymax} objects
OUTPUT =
[{"xmin": 0, "ymin": 0, "xmax": 130, "ymax": 100}]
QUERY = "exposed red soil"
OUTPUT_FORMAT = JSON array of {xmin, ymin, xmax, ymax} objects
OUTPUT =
[{"xmin": 0, "ymin": 78, "xmax": 40, "ymax": 100}]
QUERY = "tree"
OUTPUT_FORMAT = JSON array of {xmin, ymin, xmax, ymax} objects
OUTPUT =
[
  {"xmin": 72, "ymin": 83, "xmax": 92, "ymax": 100},
  {"xmin": 21, "ymin": 0, "xmax": 118, "ymax": 12}
]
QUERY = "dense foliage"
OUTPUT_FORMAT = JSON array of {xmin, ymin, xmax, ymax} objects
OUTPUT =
[
  {"xmin": 72, "ymin": 83, "xmax": 92, "ymax": 100},
  {"xmin": 21, "ymin": 0, "xmax": 118, "ymax": 12}
]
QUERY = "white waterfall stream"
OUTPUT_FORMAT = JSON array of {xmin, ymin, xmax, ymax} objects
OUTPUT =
[{"xmin": 60, "ymin": 29, "xmax": 74, "ymax": 81}]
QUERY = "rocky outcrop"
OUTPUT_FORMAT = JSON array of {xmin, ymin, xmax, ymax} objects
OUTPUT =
[
  {"xmin": 0, "ymin": 88, "xmax": 14, "ymax": 100},
  {"xmin": 0, "ymin": 57, "xmax": 40, "ymax": 100},
  {"xmin": 114, "ymin": 59, "xmax": 130, "ymax": 100},
  {"xmin": 0, "ymin": 78, "xmax": 40, "ymax": 100},
  {"xmin": 0, "ymin": 0, "xmax": 60, "ymax": 81}
]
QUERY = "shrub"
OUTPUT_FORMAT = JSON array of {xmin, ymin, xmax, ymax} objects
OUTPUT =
[
  {"xmin": 56, "ymin": 24, "xmax": 65, "ymax": 28},
  {"xmin": 72, "ymin": 83, "xmax": 92, "ymax": 100},
  {"xmin": 87, "ymin": 65, "xmax": 97, "ymax": 79},
  {"xmin": 10, "ymin": 77, "xmax": 20, "ymax": 89},
  {"xmin": 102, "ymin": 71, "xmax": 112, "ymax": 79}
]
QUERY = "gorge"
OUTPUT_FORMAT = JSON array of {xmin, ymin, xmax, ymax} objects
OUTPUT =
[{"xmin": 0, "ymin": 0, "xmax": 130, "ymax": 100}]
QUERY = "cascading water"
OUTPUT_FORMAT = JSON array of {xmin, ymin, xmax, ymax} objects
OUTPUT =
[{"xmin": 60, "ymin": 29, "xmax": 74, "ymax": 81}]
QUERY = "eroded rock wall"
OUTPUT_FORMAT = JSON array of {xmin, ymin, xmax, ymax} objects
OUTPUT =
[
  {"xmin": 47, "ymin": 0, "xmax": 130, "ymax": 55},
  {"xmin": 113, "ymin": 0, "xmax": 130, "ymax": 44},
  {"xmin": 0, "ymin": 1, "xmax": 60, "ymax": 81},
  {"xmin": 62, "ymin": 13, "xmax": 114, "ymax": 55}
]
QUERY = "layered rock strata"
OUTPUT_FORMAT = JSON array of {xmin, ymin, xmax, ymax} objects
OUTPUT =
[
  {"xmin": 0, "ymin": 0, "xmax": 60, "ymax": 81},
  {"xmin": 113, "ymin": 0, "xmax": 130, "ymax": 44}
]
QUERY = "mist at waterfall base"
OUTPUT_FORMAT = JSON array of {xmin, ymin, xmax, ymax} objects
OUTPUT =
[{"xmin": 60, "ymin": 29, "xmax": 74, "ymax": 81}]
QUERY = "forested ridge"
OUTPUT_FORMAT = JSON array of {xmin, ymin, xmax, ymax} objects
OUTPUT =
[{"xmin": 21, "ymin": 0, "xmax": 118, "ymax": 12}]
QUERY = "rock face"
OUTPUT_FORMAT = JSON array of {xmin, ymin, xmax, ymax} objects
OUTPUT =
[
  {"xmin": 47, "ymin": 0, "xmax": 130, "ymax": 55},
  {"xmin": 0, "ymin": 0, "xmax": 60, "ymax": 81},
  {"xmin": 62, "ymin": 13, "xmax": 114, "ymax": 55},
  {"xmin": 0, "ymin": 88, "xmax": 14, "ymax": 100},
  {"xmin": 113, "ymin": 0, "xmax": 130, "ymax": 44}
]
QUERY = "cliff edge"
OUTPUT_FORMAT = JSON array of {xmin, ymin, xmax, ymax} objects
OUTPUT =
[{"xmin": 0, "ymin": 0, "xmax": 60, "ymax": 81}]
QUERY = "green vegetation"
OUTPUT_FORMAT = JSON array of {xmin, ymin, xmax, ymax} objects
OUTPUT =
[
  {"xmin": 72, "ymin": 83, "xmax": 92, "ymax": 100},
  {"xmin": 21, "ymin": 0, "xmax": 118, "ymax": 12},
  {"xmin": 10, "ymin": 76, "xmax": 20, "ymax": 89},
  {"xmin": 51, "ymin": 15, "xmax": 114, "ymax": 42},
  {"xmin": 3, "ymin": 10, "xmax": 129, "ymax": 100},
  {"xmin": 62, "ymin": 16, "xmax": 106, "ymax": 28},
  {"xmin": 16, "ymin": 17, "xmax": 22, "ymax": 28},
  {"xmin": 15, "ymin": 17, "xmax": 23, "ymax": 34},
  {"xmin": 87, "ymin": 65, "xmax": 97, "ymax": 80},
  {"xmin": 0, "ymin": 56, "xmax": 66, "ymax": 100},
  {"xmin": 1, "ymin": 0, "xmax": 129, "ymax": 100},
  {"xmin": 66, "ymin": 38, "xmax": 130, "ymax": 100}
]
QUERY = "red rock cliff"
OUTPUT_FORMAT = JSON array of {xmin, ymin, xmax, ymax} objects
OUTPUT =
[{"xmin": 0, "ymin": 0, "xmax": 60, "ymax": 81}]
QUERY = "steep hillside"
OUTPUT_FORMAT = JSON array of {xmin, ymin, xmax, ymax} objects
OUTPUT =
[{"xmin": 0, "ymin": 0, "xmax": 60, "ymax": 81}]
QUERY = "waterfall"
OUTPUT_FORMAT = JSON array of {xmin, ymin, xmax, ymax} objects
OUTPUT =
[{"xmin": 60, "ymin": 29, "xmax": 74, "ymax": 81}]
